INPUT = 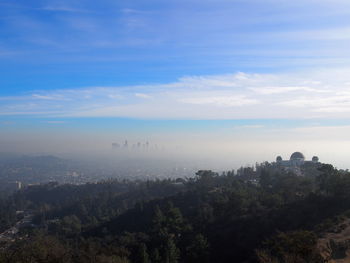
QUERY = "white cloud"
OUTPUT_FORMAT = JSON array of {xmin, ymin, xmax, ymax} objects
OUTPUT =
[
  {"xmin": 249, "ymin": 86, "xmax": 329, "ymax": 95},
  {"xmin": 180, "ymin": 96, "xmax": 258, "ymax": 107},
  {"xmin": 135, "ymin": 93, "xmax": 153, "ymax": 99},
  {"xmin": 2, "ymin": 68, "xmax": 350, "ymax": 119},
  {"xmin": 278, "ymin": 93, "xmax": 350, "ymax": 112},
  {"xmin": 270, "ymin": 27, "xmax": 350, "ymax": 42},
  {"xmin": 108, "ymin": 94, "xmax": 123, "ymax": 99},
  {"xmin": 312, "ymin": 107, "xmax": 350, "ymax": 113},
  {"xmin": 41, "ymin": 6, "xmax": 88, "ymax": 13},
  {"xmin": 32, "ymin": 94, "xmax": 68, "ymax": 100}
]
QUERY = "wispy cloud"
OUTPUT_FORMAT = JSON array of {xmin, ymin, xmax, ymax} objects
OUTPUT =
[
  {"xmin": 249, "ymin": 86, "xmax": 329, "ymax": 95},
  {"xmin": 1, "ymin": 69, "xmax": 350, "ymax": 119},
  {"xmin": 40, "ymin": 6, "xmax": 89, "ymax": 13},
  {"xmin": 32, "ymin": 94, "xmax": 69, "ymax": 100},
  {"xmin": 135, "ymin": 93, "xmax": 153, "ymax": 99},
  {"xmin": 1, "ymin": 0, "xmax": 350, "ymax": 72},
  {"xmin": 180, "ymin": 96, "xmax": 258, "ymax": 107},
  {"xmin": 269, "ymin": 27, "xmax": 350, "ymax": 42},
  {"xmin": 278, "ymin": 92, "xmax": 350, "ymax": 113}
]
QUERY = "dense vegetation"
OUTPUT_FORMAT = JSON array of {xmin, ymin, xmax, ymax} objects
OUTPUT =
[{"xmin": 1, "ymin": 163, "xmax": 350, "ymax": 262}]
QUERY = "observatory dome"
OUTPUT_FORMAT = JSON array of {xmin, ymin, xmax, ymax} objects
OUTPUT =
[{"xmin": 290, "ymin": 152, "xmax": 305, "ymax": 160}]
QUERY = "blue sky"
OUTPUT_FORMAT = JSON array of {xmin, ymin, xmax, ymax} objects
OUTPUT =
[
  {"xmin": 1, "ymin": 0, "xmax": 350, "ymax": 166},
  {"xmin": 1, "ymin": 0, "xmax": 350, "ymax": 95}
]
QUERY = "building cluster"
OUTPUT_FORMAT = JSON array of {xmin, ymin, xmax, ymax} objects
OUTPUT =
[
  {"xmin": 275, "ymin": 152, "xmax": 319, "ymax": 167},
  {"xmin": 273, "ymin": 152, "xmax": 320, "ymax": 176},
  {"xmin": 5, "ymin": 181, "xmax": 22, "ymax": 191},
  {"xmin": 0, "ymin": 210, "xmax": 34, "ymax": 244},
  {"xmin": 112, "ymin": 140, "xmax": 158, "ymax": 151}
]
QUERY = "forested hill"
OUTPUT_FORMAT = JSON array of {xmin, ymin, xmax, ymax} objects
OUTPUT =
[{"xmin": 2, "ymin": 163, "xmax": 350, "ymax": 262}]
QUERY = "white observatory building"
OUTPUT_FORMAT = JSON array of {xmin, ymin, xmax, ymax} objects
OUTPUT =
[{"xmin": 275, "ymin": 152, "xmax": 319, "ymax": 167}]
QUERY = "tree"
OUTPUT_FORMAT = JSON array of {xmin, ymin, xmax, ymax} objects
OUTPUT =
[
  {"xmin": 164, "ymin": 237, "xmax": 180, "ymax": 263},
  {"xmin": 151, "ymin": 248, "xmax": 162, "ymax": 263},
  {"xmin": 136, "ymin": 243, "xmax": 150, "ymax": 263},
  {"xmin": 258, "ymin": 231, "xmax": 322, "ymax": 263},
  {"xmin": 186, "ymin": 234, "xmax": 210, "ymax": 263}
]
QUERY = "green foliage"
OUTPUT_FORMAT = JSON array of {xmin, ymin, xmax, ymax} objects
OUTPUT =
[
  {"xmin": 186, "ymin": 234, "xmax": 210, "ymax": 263},
  {"xmin": 257, "ymin": 231, "xmax": 322, "ymax": 263},
  {"xmin": 150, "ymin": 248, "xmax": 161, "ymax": 263},
  {"xmin": 3, "ymin": 163, "xmax": 350, "ymax": 262},
  {"xmin": 163, "ymin": 237, "xmax": 179, "ymax": 263},
  {"xmin": 136, "ymin": 243, "xmax": 150, "ymax": 263},
  {"xmin": 0, "ymin": 234, "xmax": 69, "ymax": 263}
]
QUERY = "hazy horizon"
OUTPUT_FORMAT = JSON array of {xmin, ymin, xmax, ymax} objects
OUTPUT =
[{"xmin": 1, "ymin": 0, "xmax": 350, "ymax": 170}]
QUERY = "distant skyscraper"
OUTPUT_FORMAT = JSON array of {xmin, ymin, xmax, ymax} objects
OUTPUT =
[
  {"xmin": 112, "ymin": 142, "xmax": 120, "ymax": 149},
  {"xmin": 7, "ymin": 181, "xmax": 22, "ymax": 191}
]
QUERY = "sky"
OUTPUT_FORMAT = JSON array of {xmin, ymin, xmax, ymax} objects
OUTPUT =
[{"xmin": 1, "ymin": 0, "xmax": 350, "ymax": 168}]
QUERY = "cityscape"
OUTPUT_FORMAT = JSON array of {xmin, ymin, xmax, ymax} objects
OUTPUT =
[{"xmin": 1, "ymin": 0, "xmax": 350, "ymax": 262}]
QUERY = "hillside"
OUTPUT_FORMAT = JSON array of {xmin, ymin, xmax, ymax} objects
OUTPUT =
[{"xmin": 1, "ymin": 163, "xmax": 350, "ymax": 262}]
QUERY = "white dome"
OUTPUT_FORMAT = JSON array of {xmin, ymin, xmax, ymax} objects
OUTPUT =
[{"xmin": 290, "ymin": 152, "xmax": 305, "ymax": 160}]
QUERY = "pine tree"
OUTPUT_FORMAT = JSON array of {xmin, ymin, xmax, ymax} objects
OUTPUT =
[
  {"xmin": 186, "ymin": 234, "xmax": 210, "ymax": 263},
  {"xmin": 164, "ymin": 237, "xmax": 180, "ymax": 263},
  {"xmin": 137, "ymin": 243, "xmax": 150, "ymax": 263},
  {"xmin": 151, "ymin": 248, "xmax": 162, "ymax": 263}
]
